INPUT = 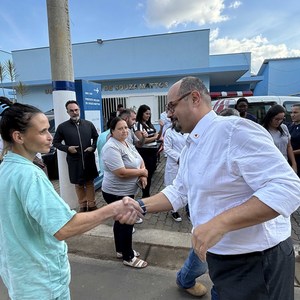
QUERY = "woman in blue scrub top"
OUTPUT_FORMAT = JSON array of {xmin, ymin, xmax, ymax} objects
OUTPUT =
[{"xmin": 0, "ymin": 101, "xmax": 142, "ymax": 300}]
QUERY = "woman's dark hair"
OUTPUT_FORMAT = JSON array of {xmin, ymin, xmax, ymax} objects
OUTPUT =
[
  {"xmin": 262, "ymin": 104, "xmax": 286, "ymax": 135},
  {"xmin": 0, "ymin": 102, "xmax": 42, "ymax": 143},
  {"xmin": 136, "ymin": 104, "xmax": 154, "ymax": 129},
  {"xmin": 109, "ymin": 116, "xmax": 124, "ymax": 134}
]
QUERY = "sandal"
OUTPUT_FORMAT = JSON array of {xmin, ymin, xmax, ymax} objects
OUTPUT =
[
  {"xmin": 123, "ymin": 256, "xmax": 147, "ymax": 268},
  {"xmin": 116, "ymin": 250, "xmax": 140, "ymax": 259}
]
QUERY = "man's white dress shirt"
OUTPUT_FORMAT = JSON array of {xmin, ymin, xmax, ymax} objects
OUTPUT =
[{"xmin": 163, "ymin": 110, "xmax": 300, "ymax": 254}]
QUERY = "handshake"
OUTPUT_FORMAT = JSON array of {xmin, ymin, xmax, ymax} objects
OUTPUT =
[{"xmin": 112, "ymin": 197, "xmax": 144, "ymax": 224}]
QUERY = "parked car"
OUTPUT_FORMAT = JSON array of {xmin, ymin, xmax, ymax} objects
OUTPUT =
[{"xmin": 42, "ymin": 109, "xmax": 58, "ymax": 180}]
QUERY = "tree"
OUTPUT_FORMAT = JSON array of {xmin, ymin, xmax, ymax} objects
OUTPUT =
[
  {"xmin": 14, "ymin": 81, "xmax": 28, "ymax": 102},
  {"xmin": 5, "ymin": 59, "xmax": 18, "ymax": 101}
]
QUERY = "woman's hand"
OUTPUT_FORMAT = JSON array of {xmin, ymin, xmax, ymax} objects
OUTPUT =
[
  {"xmin": 139, "ymin": 176, "xmax": 148, "ymax": 189},
  {"xmin": 113, "ymin": 197, "xmax": 144, "ymax": 224},
  {"xmin": 153, "ymin": 133, "xmax": 159, "ymax": 140},
  {"xmin": 140, "ymin": 168, "xmax": 148, "ymax": 178}
]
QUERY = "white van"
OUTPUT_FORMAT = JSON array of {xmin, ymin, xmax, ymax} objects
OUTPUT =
[{"xmin": 212, "ymin": 96, "xmax": 300, "ymax": 124}]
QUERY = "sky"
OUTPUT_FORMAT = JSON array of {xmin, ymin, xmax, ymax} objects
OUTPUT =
[{"xmin": 1, "ymin": 0, "xmax": 300, "ymax": 74}]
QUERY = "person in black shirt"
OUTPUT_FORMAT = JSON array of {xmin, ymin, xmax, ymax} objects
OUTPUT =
[
  {"xmin": 53, "ymin": 101, "xmax": 99, "ymax": 212},
  {"xmin": 288, "ymin": 103, "xmax": 300, "ymax": 177},
  {"xmin": 235, "ymin": 97, "xmax": 258, "ymax": 122}
]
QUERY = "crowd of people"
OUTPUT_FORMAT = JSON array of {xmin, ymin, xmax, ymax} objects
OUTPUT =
[{"xmin": 1, "ymin": 78, "xmax": 300, "ymax": 299}]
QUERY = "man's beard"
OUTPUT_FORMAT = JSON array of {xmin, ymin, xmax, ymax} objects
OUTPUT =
[
  {"xmin": 172, "ymin": 120, "xmax": 182, "ymax": 133},
  {"xmin": 71, "ymin": 116, "xmax": 80, "ymax": 122}
]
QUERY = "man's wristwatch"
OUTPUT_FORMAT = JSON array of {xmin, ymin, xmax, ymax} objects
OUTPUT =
[{"xmin": 136, "ymin": 198, "xmax": 147, "ymax": 216}]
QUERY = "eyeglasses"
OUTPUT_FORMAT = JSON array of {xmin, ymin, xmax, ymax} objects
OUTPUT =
[
  {"xmin": 166, "ymin": 91, "xmax": 192, "ymax": 113},
  {"xmin": 68, "ymin": 108, "xmax": 80, "ymax": 113}
]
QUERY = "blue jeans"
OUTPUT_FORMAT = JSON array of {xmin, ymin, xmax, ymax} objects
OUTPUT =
[
  {"xmin": 177, "ymin": 249, "xmax": 219, "ymax": 300},
  {"xmin": 176, "ymin": 248, "xmax": 207, "ymax": 289}
]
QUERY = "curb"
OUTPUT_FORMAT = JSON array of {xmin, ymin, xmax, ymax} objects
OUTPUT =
[{"xmin": 67, "ymin": 224, "xmax": 192, "ymax": 270}]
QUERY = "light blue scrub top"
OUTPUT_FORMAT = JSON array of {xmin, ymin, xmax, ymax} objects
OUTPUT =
[{"xmin": 0, "ymin": 152, "xmax": 76, "ymax": 300}]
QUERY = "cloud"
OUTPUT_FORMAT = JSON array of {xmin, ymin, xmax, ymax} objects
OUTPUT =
[
  {"xmin": 145, "ymin": 0, "xmax": 228, "ymax": 28},
  {"xmin": 210, "ymin": 31, "xmax": 300, "ymax": 74},
  {"xmin": 136, "ymin": 2, "xmax": 144, "ymax": 10},
  {"xmin": 228, "ymin": 1, "xmax": 242, "ymax": 9},
  {"xmin": 145, "ymin": 0, "xmax": 300, "ymax": 75}
]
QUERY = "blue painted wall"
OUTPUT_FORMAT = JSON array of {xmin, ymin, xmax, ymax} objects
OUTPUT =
[{"xmin": 255, "ymin": 58, "xmax": 300, "ymax": 96}]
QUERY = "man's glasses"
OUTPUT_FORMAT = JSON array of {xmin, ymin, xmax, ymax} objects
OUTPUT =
[
  {"xmin": 68, "ymin": 109, "xmax": 80, "ymax": 113},
  {"xmin": 166, "ymin": 91, "xmax": 192, "ymax": 113}
]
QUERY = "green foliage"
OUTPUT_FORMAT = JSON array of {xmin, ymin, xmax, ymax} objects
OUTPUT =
[
  {"xmin": 15, "ymin": 81, "xmax": 28, "ymax": 100},
  {"xmin": 0, "ymin": 59, "xmax": 27, "ymax": 101},
  {"xmin": 5, "ymin": 59, "xmax": 18, "ymax": 82}
]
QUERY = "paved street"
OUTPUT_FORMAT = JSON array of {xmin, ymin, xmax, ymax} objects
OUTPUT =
[
  {"xmin": 1, "ymin": 254, "xmax": 300, "ymax": 300},
  {"xmin": 0, "ymin": 254, "xmax": 213, "ymax": 300}
]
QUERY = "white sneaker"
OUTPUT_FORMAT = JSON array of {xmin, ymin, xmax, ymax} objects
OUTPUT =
[
  {"xmin": 171, "ymin": 211, "xmax": 182, "ymax": 222},
  {"xmin": 135, "ymin": 217, "xmax": 143, "ymax": 224},
  {"xmin": 132, "ymin": 227, "xmax": 136, "ymax": 234}
]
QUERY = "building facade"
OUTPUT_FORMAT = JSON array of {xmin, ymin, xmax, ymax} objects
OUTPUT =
[
  {"xmin": 5, "ymin": 29, "xmax": 254, "ymax": 125},
  {"xmin": 5, "ymin": 30, "xmax": 300, "ymax": 126}
]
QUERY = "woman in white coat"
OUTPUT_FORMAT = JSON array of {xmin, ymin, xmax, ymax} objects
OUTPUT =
[{"xmin": 164, "ymin": 122, "xmax": 188, "ymax": 221}]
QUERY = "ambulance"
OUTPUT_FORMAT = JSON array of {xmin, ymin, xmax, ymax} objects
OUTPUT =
[{"xmin": 212, "ymin": 96, "xmax": 300, "ymax": 124}]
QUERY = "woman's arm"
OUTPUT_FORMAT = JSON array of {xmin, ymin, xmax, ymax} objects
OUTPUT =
[
  {"xmin": 113, "ymin": 167, "xmax": 148, "ymax": 178},
  {"xmin": 135, "ymin": 130, "xmax": 158, "ymax": 144},
  {"xmin": 54, "ymin": 198, "xmax": 142, "ymax": 240}
]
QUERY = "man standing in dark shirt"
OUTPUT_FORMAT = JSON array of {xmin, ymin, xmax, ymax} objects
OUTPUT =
[
  {"xmin": 288, "ymin": 103, "xmax": 300, "ymax": 177},
  {"xmin": 53, "ymin": 100, "xmax": 99, "ymax": 212},
  {"xmin": 235, "ymin": 97, "xmax": 258, "ymax": 122}
]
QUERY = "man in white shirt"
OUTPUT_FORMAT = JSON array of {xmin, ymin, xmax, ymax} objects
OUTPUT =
[
  {"xmin": 160, "ymin": 106, "xmax": 172, "ymax": 137},
  {"xmin": 136, "ymin": 76, "xmax": 300, "ymax": 300}
]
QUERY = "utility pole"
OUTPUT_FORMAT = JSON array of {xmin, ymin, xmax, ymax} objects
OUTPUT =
[{"xmin": 46, "ymin": 0, "xmax": 77, "ymax": 208}]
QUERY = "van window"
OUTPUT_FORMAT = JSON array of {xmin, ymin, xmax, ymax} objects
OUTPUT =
[
  {"xmin": 247, "ymin": 102, "xmax": 276, "ymax": 124},
  {"xmin": 227, "ymin": 101, "xmax": 276, "ymax": 124}
]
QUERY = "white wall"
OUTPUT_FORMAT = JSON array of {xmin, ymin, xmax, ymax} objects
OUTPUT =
[{"xmin": 127, "ymin": 95, "xmax": 159, "ymax": 123}]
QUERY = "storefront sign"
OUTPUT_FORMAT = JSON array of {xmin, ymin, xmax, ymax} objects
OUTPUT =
[{"xmin": 103, "ymin": 81, "xmax": 168, "ymax": 91}]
